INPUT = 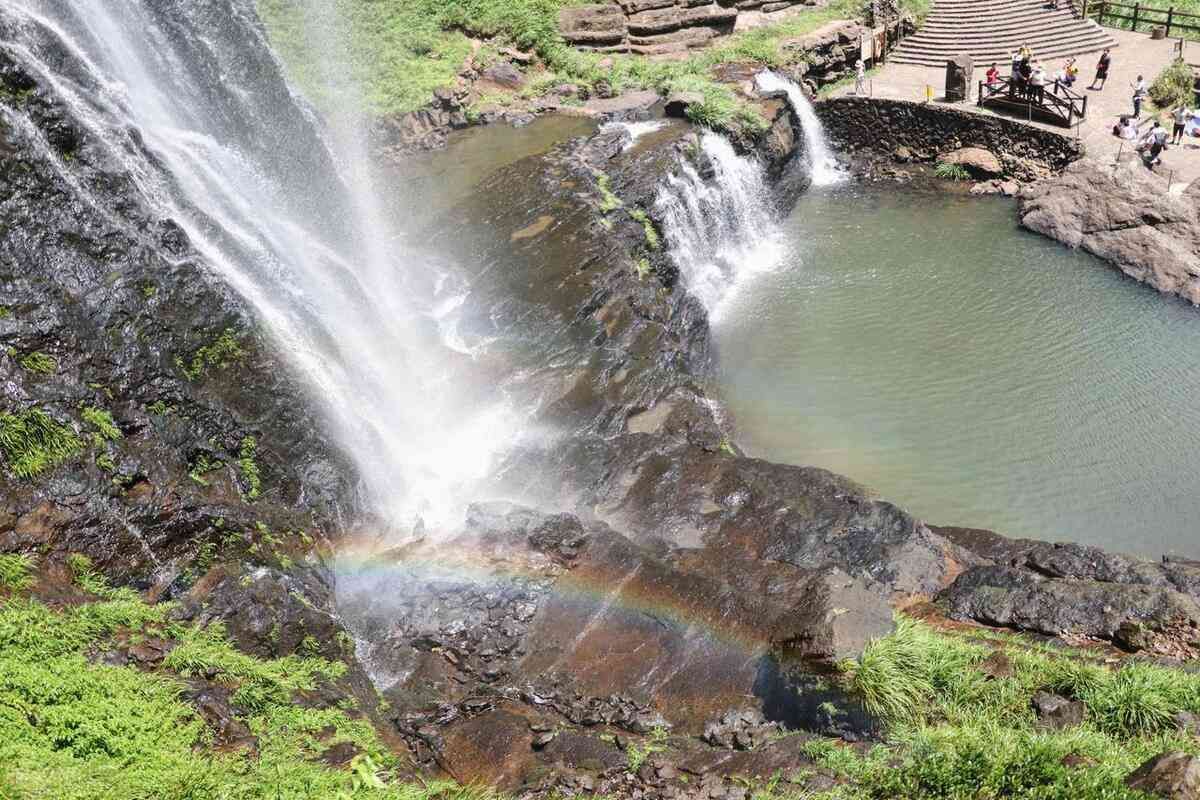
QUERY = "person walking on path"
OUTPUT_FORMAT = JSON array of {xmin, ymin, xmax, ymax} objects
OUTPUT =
[
  {"xmin": 1131, "ymin": 74, "xmax": 1147, "ymax": 118},
  {"xmin": 1173, "ymin": 105, "xmax": 1191, "ymax": 145},
  {"xmin": 1140, "ymin": 120, "xmax": 1168, "ymax": 169},
  {"xmin": 1089, "ymin": 49, "xmax": 1111, "ymax": 90},
  {"xmin": 854, "ymin": 59, "xmax": 866, "ymax": 95}
]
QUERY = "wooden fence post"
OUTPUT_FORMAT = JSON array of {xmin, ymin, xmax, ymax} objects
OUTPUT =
[
  {"xmin": 1166, "ymin": 6, "xmax": 1173, "ymax": 35},
  {"xmin": 1132, "ymin": 2, "xmax": 1140, "ymax": 30}
]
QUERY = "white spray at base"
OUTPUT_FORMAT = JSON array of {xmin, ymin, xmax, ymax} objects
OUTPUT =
[
  {"xmin": 755, "ymin": 70, "xmax": 846, "ymax": 187},
  {"xmin": 654, "ymin": 134, "xmax": 783, "ymax": 321}
]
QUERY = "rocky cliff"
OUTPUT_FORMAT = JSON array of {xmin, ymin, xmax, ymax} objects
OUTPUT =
[{"xmin": 1018, "ymin": 158, "xmax": 1200, "ymax": 305}]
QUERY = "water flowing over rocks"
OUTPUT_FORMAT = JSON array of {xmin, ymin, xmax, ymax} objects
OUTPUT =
[{"xmin": 1018, "ymin": 158, "xmax": 1200, "ymax": 305}]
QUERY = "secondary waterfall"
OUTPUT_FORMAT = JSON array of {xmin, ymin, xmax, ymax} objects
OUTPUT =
[
  {"xmin": 755, "ymin": 70, "xmax": 845, "ymax": 187},
  {"xmin": 0, "ymin": 0, "xmax": 512, "ymax": 533},
  {"xmin": 654, "ymin": 134, "xmax": 783, "ymax": 321}
]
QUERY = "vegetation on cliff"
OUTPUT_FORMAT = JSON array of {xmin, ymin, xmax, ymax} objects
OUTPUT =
[
  {"xmin": 0, "ymin": 553, "xmax": 457, "ymax": 799},
  {"xmin": 254, "ymin": 0, "xmax": 925, "ymax": 138}
]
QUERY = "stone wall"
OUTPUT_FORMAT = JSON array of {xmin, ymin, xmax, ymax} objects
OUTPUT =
[
  {"xmin": 559, "ymin": 0, "xmax": 822, "ymax": 56},
  {"xmin": 815, "ymin": 97, "xmax": 1083, "ymax": 180}
]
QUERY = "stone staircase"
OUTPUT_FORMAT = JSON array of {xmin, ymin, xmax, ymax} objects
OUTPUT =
[{"xmin": 890, "ymin": 0, "xmax": 1116, "ymax": 67}]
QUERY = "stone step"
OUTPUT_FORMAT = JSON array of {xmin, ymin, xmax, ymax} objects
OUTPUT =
[
  {"xmin": 904, "ymin": 26, "xmax": 1112, "ymax": 44},
  {"xmin": 891, "ymin": 43, "xmax": 1113, "ymax": 66}
]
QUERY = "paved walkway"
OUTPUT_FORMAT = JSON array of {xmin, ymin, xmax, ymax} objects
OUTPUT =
[{"xmin": 835, "ymin": 28, "xmax": 1200, "ymax": 188}]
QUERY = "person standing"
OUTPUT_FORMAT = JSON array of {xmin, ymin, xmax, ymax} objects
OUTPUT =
[
  {"xmin": 1173, "ymin": 104, "xmax": 1190, "ymax": 144},
  {"xmin": 1089, "ymin": 49, "xmax": 1111, "ymax": 90},
  {"xmin": 986, "ymin": 63, "xmax": 1000, "ymax": 89},
  {"xmin": 1031, "ymin": 61, "xmax": 1047, "ymax": 104},
  {"xmin": 1131, "ymin": 74, "xmax": 1147, "ymax": 118},
  {"xmin": 854, "ymin": 59, "xmax": 866, "ymax": 95}
]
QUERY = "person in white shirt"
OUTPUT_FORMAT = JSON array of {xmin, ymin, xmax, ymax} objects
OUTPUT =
[
  {"xmin": 1030, "ymin": 63, "xmax": 1047, "ymax": 103},
  {"xmin": 1131, "ymin": 75, "xmax": 1147, "ymax": 118},
  {"xmin": 855, "ymin": 59, "xmax": 866, "ymax": 95},
  {"xmin": 1172, "ymin": 105, "xmax": 1190, "ymax": 145},
  {"xmin": 1140, "ymin": 121, "xmax": 1168, "ymax": 168}
]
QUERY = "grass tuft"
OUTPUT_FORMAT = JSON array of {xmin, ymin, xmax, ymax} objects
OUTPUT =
[
  {"xmin": 0, "ymin": 554, "xmax": 34, "ymax": 593},
  {"xmin": 933, "ymin": 161, "xmax": 971, "ymax": 181},
  {"xmin": 19, "ymin": 351, "xmax": 55, "ymax": 374},
  {"xmin": 238, "ymin": 436, "xmax": 263, "ymax": 500},
  {"xmin": 0, "ymin": 408, "xmax": 83, "ymax": 478}
]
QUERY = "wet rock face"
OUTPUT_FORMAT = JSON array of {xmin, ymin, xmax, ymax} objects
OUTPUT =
[
  {"xmin": 342, "ymin": 503, "xmax": 894, "ymax": 738},
  {"xmin": 0, "ymin": 22, "xmax": 376, "ymax": 716},
  {"xmin": 1019, "ymin": 159, "xmax": 1200, "ymax": 305}
]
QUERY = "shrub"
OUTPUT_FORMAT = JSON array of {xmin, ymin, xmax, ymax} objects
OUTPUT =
[{"xmin": 1149, "ymin": 58, "xmax": 1194, "ymax": 110}]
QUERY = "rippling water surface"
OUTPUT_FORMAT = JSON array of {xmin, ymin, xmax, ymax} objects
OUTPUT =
[{"xmin": 714, "ymin": 184, "xmax": 1200, "ymax": 558}]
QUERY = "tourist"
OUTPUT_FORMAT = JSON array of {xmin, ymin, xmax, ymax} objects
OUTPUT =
[
  {"xmin": 1172, "ymin": 104, "xmax": 1190, "ymax": 145},
  {"xmin": 1064, "ymin": 58, "xmax": 1079, "ymax": 87},
  {"xmin": 986, "ymin": 63, "xmax": 1000, "ymax": 90},
  {"xmin": 1140, "ymin": 120, "xmax": 1168, "ymax": 169},
  {"xmin": 1030, "ymin": 61, "xmax": 1047, "ymax": 104},
  {"xmin": 1019, "ymin": 56, "xmax": 1034, "ymax": 99},
  {"xmin": 855, "ymin": 59, "xmax": 866, "ymax": 95},
  {"xmin": 1116, "ymin": 115, "xmax": 1138, "ymax": 140},
  {"xmin": 1131, "ymin": 74, "xmax": 1147, "ymax": 118},
  {"xmin": 1019, "ymin": 43, "xmax": 1032, "ymax": 61},
  {"xmin": 1089, "ymin": 49, "xmax": 1111, "ymax": 90},
  {"xmin": 1052, "ymin": 65, "xmax": 1068, "ymax": 94},
  {"xmin": 1010, "ymin": 50, "xmax": 1022, "ymax": 80}
]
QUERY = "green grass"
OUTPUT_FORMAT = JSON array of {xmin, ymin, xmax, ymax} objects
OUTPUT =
[
  {"xmin": 0, "ymin": 554, "xmax": 34, "ymax": 592},
  {"xmin": 815, "ymin": 616, "xmax": 1200, "ymax": 798},
  {"xmin": 176, "ymin": 328, "xmax": 246, "ymax": 381},
  {"xmin": 188, "ymin": 452, "xmax": 222, "ymax": 487},
  {"xmin": 933, "ymin": 162, "xmax": 971, "ymax": 181},
  {"xmin": 81, "ymin": 405, "xmax": 121, "ymax": 442},
  {"xmin": 19, "ymin": 350, "xmax": 56, "ymax": 374},
  {"xmin": 0, "ymin": 408, "xmax": 83, "ymax": 478},
  {"xmin": 1093, "ymin": 0, "xmax": 1200, "ymax": 40},
  {"xmin": 0, "ymin": 563, "xmax": 494, "ymax": 799},
  {"xmin": 238, "ymin": 436, "xmax": 263, "ymax": 500}
]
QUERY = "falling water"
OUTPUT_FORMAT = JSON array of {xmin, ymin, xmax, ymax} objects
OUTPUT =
[
  {"xmin": 755, "ymin": 70, "xmax": 845, "ymax": 186},
  {"xmin": 0, "ymin": 0, "xmax": 514, "ymax": 534},
  {"xmin": 654, "ymin": 134, "xmax": 783, "ymax": 321}
]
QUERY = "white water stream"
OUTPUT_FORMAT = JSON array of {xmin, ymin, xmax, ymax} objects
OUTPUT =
[
  {"xmin": 755, "ymin": 70, "xmax": 846, "ymax": 187},
  {"xmin": 1, "ymin": 0, "xmax": 514, "ymax": 534}
]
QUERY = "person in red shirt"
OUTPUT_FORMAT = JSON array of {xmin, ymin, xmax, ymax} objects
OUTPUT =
[{"xmin": 986, "ymin": 63, "xmax": 1000, "ymax": 88}]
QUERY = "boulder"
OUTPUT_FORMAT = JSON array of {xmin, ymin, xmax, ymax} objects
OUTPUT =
[
  {"xmin": 559, "ymin": 5, "xmax": 627, "ymax": 46},
  {"xmin": 1031, "ymin": 691, "xmax": 1086, "ymax": 730},
  {"xmin": 1126, "ymin": 752, "xmax": 1200, "ymax": 799},
  {"xmin": 665, "ymin": 91, "xmax": 704, "ymax": 117},
  {"xmin": 939, "ymin": 564, "xmax": 1200, "ymax": 643},
  {"xmin": 1019, "ymin": 159, "xmax": 1200, "ymax": 305},
  {"xmin": 940, "ymin": 146, "xmax": 1001, "ymax": 177},
  {"xmin": 583, "ymin": 89, "xmax": 661, "ymax": 121},
  {"xmin": 480, "ymin": 60, "xmax": 525, "ymax": 90}
]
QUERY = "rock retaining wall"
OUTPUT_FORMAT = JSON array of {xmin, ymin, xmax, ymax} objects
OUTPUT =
[
  {"xmin": 815, "ymin": 96, "xmax": 1083, "ymax": 181},
  {"xmin": 559, "ymin": 0, "xmax": 822, "ymax": 56}
]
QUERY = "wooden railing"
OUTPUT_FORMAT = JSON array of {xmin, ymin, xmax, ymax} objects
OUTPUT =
[
  {"xmin": 977, "ymin": 75, "xmax": 1089, "ymax": 127},
  {"xmin": 1085, "ymin": 1, "xmax": 1200, "ymax": 38}
]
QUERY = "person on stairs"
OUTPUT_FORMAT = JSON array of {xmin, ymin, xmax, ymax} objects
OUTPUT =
[{"xmin": 1088, "ymin": 49, "xmax": 1111, "ymax": 90}]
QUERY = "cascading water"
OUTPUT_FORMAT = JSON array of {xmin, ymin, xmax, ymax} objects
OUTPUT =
[
  {"xmin": 653, "ymin": 134, "xmax": 783, "ymax": 321},
  {"xmin": 755, "ymin": 70, "xmax": 845, "ymax": 187},
  {"xmin": 1, "ymin": 0, "xmax": 514, "ymax": 534}
]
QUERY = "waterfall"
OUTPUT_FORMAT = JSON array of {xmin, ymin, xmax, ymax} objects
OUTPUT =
[
  {"xmin": 1, "ymin": 0, "xmax": 513, "ymax": 534},
  {"xmin": 755, "ymin": 70, "xmax": 845, "ymax": 187},
  {"xmin": 654, "ymin": 134, "xmax": 783, "ymax": 322}
]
